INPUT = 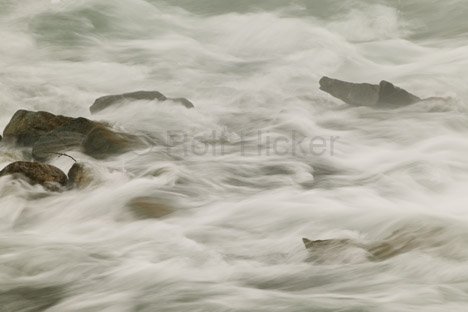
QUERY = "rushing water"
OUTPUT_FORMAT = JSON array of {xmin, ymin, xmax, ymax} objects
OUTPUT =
[{"xmin": 1, "ymin": 0, "xmax": 468, "ymax": 311}]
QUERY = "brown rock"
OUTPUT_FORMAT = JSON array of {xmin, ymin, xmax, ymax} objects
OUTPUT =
[
  {"xmin": 3, "ymin": 110, "xmax": 73, "ymax": 146},
  {"xmin": 31, "ymin": 117, "xmax": 106, "ymax": 161},
  {"xmin": 82, "ymin": 127, "xmax": 138, "ymax": 159},
  {"xmin": 128, "ymin": 197, "xmax": 174, "ymax": 219},
  {"xmin": 0, "ymin": 161, "xmax": 67, "ymax": 190},
  {"xmin": 67, "ymin": 162, "xmax": 93, "ymax": 189}
]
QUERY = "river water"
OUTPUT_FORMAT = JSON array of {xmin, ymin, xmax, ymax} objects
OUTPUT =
[{"xmin": 1, "ymin": 0, "xmax": 468, "ymax": 311}]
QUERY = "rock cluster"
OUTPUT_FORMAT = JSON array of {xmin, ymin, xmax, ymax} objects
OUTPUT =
[{"xmin": 0, "ymin": 90, "xmax": 194, "ymax": 190}]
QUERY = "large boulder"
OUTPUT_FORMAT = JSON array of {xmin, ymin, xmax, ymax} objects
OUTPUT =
[
  {"xmin": 31, "ymin": 117, "xmax": 106, "ymax": 161},
  {"xmin": 1, "ymin": 110, "xmax": 141, "ymax": 160},
  {"xmin": 0, "ymin": 161, "xmax": 68, "ymax": 190},
  {"xmin": 319, "ymin": 76, "xmax": 421, "ymax": 107},
  {"xmin": 32, "ymin": 131, "xmax": 84, "ymax": 161},
  {"xmin": 90, "ymin": 90, "xmax": 194, "ymax": 114},
  {"xmin": 3, "ymin": 110, "xmax": 73, "ymax": 146}
]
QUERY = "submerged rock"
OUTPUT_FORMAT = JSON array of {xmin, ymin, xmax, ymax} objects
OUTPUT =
[
  {"xmin": 0, "ymin": 161, "xmax": 67, "ymax": 190},
  {"xmin": 303, "ymin": 225, "xmax": 445, "ymax": 262},
  {"xmin": 67, "ymin": 162, "xmax": 93, "ymax": 189},
  {"xmin": 319, "ymin": 76, "xmax": 421, "ymax": 107},
  {"xmin": 3, "ymin": 110, "xmax": 73, "ymax": 146},
  {"xmin": 90, "ymin": 90, "xmax": 194, "ymax": 113},
  {"xmin": 128, "ymin": 196, "xmax": 174, "ymax": 219}
]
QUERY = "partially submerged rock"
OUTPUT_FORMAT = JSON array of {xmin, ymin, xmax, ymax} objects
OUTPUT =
[
  {"xmin": 90, "ymin": 90, "xmax": 194, "ymax": 114},
  {"xmin": 3, "ymin": 110, "xmax": 73, "ymax": 145},
  {"xmin": 128, "ymin": 196, "xmax": 174, "ymax": 219},
  {"xmin": 67, "ymin": 162, "xmax": 93, "ymax": 189},
  {"xmin": 82, "ymin": 127, "xmax": 139, "ymax": 159},
  {"xmin": 0, "ymin": 161, "xmax": 67, "ymax": 190},
  {"xmin": 303, "ymin": 225, "xmax": 445, "ymax": 262},
  {"xmin": 3, "ymin": 110, "xmax": 141, "ymax": 160},
  {"xmin": 319, "ymin": 76, "xmax": 421, "ymax": 107}
]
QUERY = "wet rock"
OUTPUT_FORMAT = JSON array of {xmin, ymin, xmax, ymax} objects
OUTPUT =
[
  {"xmin": 303, "ymin": 225, "xmax": 445, "ymax": 262},
  {"xmin": 128, "ymin": 196, "xmax": 174, "ymax": 219},
  {"xmin": 0, "ymin": 161, "xmax": 67, "ymax": 190},
  {"xmin": 319, "ymin": 76, "xmax": 380, "ymax": 106},
  {"xmin": 31, "ymin": 117, "xmax": 107, "ymax": 161},
  {"xmin": 319, "ymin": 76, "xmax": 421, "ymax": 107},
  {"xmin": 168, "ymin": 97, "xmax": 195, "ymax": 108},
  {"xmin": 378, "ymin": 80, "xmax": 421, "ymax": 106},
  {"xmin": 4, "ymin": 110, "xmax": 142, "ymax": 160},
  {"xmin": 3, "ymin": 110, "xmax": 73, "ymax": 146},
  {"xmin": 32, "ymin": 131, "xmax": 84, "ymax": 161},
  {"xmin": 82, "ymin": 127, "xmax": 138, "ymax": 159},
  {"xmin": 67, "ymin": 162, "xmax": 93, "ymax": 189},
  {"xmin": 90, "ymin": 90, "xmax": 194, "ymax": 113}
]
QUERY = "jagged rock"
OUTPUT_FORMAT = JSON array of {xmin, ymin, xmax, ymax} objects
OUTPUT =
[
  {"xmin": 0, "ymin": 161, "xmax": 67, "ymax": 190},
  {"xmin": 90, "ymin": 90, "xmax": 194, "ymax": 114},
  {"xmin": 82, "ymin": 127, "xmax": 138, "ymax": 159},
  {"xmin": 3, "ymin": 110, "xmax": 73, "ymax": 146},
  {"xmin": 319, "ymin": 76, "xmax": 421, "ymax": 107},
  {"xmin": 128, "ymin": 196, "xmax": 173, "ymax": 219},
  {"xmin": 319, "ymin": 77, "xmax": 380, "ymax": 106},
  {"xmin": 67, "ymin": 162, "xmax": 93, "ymax": 189}
]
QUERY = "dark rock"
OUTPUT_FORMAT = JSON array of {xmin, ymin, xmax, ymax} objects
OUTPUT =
[
  {"xmin": 378, "ymin": 80, "xmax": 421, "ymax": 106},
  {"xmin": 319, "ymin": 76, "xmax": 421, "ymax": 107},
  {"xmin": 3, "ymin": 110, "xmax": 73, "ymax": 146},
  {"xmin": 128, "ymin": 196, "xmax": 173, "ymax": 219},
  {"xmin": 90, "ymin": 91, "xmax": 194, "ymax": 113},
  {"xmin": 67, "ymin": 162, "xmax": 93, "ymax": 189},
  {"xmin": 82, "ymin": 127, "xmax": 137, "ymax": 159},
  {"xmin": 0, "ymin": 161, "xmax": 67, "ymax": 190},
  {"xmin": 319, "ymin": 76, "xmax": 380, "ymax": 106},
  {"xmin": 168, "ymin": 97, "xmax": 195, "ymax": 109}
]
